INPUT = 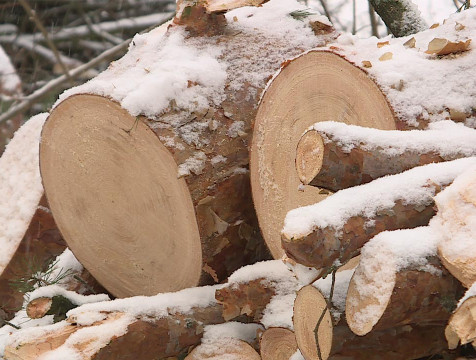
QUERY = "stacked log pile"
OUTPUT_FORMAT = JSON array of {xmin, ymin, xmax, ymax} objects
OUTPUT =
[{"xmin": 1, "ymin": 1, "xmax": 476, "ymax": 360}]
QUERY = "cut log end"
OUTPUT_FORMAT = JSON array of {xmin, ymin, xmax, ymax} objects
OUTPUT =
[
  {"xmin": 185, "ymin": 339, "xmax": 261, "ymax": 360},
  {"xmin": 40, "ymin": 94, "xmax": 202, "ymax": 298},
  {"xmin": 293, "ymin": 285, "xmax": 333, "ymax": 360},
  {"xmin": 260, "ymin": 327, "xmax": 297, "ymax": 360},
  {"xmin": 251, "ymin": 51, "xmax": 396, "ymax": 259},
  {"xmin": 26, "ymin": 297, "xmax": 53, "ymax": 319},
  {"xmin": 446, "ymin": 297, "xmax": 476, "ymax": 349},
  {"xmin": 295, "ymin": 130, "xmax": 325, "ymax": 185}
]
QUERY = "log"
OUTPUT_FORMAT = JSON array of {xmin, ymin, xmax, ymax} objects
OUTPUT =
[
  {"xmin": 296, "ymin": 121, "xmax": 476, "ymax": 191},
  {"xmin": 293, "ymin": 285, "xmax": 448, "ymax": 360},
  {"xmin": 4, "ymin": 260, "xmax": 297, "ymax": 360},
  {"xmin": 345, "ymin": 227, "xmax": 463, "ymax": 336},
  {"xmin": 250, "ymin": 51, "xmax": 397, "ymax": 259},
  {"xmin": 0, "ymin": 45, "xmax": 23, "ymax": 156},
  {"xmin": 0, "ymin": 114, "xmax": 66, "ymax": 318},
  {"xmin": 252, "ymin": 13, "xmax": 476, "ymax": 259},
  {"xmin": 39, "ymin": 0, "xmax": 335, "ymax": 297},
  {"xmin": 260, "ymin": 327, "xmax": 298, "ymax": 360},
  {"xmin": 434, "ymin": 165, "xmax": 476, "ymax": 288},
  {"xmin": 445, "ymin": 290, "xmax": 476, "ymax": 349},
  {"xmin": 185, "ymin": 339, "xmax": 261, "ymax": 360},
  {"xmin": 281, "ymin": 158, "xmax": 476, "ymax": 272}
]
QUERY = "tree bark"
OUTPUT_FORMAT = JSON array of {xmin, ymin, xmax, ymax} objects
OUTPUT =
[
  {"xmin": 346, "ymin": 256, "xmax": 463, "ymax": 336},
  {"xmin": 293, "ymin": 285, "xmax": 448, "ymax": 360},
  {"xmin": 368, "ymin": 0, "xmax": 427, "ymax": 37},
  {"xmin": 296, "ymin": 122, "xmax": 476, "ymax": 191}
]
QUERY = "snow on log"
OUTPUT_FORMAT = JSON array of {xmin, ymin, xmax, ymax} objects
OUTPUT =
[
  {"xmin": 445, "ymin": 283, "xmax": 476, "ymax": 349},
  {"xmin": 260, "ymin": 327, "xmax": 298, "ymax": 360},
  {"xmin": 25, "ymin": 286, "xmax": 110, "ymax": 321},
  {"xmin": 0, "ymin": 45, "xmax": 23, "ymax": 156},
  {"xmin": 296, "ymin": 121, "xmax": 476, "ymax": 191},
  {"xmin": 3, "ymin": 261, "xmax": 297, "ymax": 359},
  {"xmin": 39, "ymin": 0, "xmax": 336, "ymax": 298},
  {"xmin": 185, "ymin": 339, "xmax": 261, "ymax": 360},
  {"xmin": 433, "ymin": 165, "xmax": 476, "ymax": 288},
  {"xmin": 0, "ymin": 114, "xmax": 67, "ymax": 318},
  {"xmin": 345, "ymin": 227, "xmax": 463, "ymax": 336},
  {"xmin": 251, "ymin": 9, "xmax": 476, "ymax": 260},
  {"xmin": 215, "ymin": 261, "xmax": 299, "ymax": 328},
  {"xmin": 329, "ymin": 9, "xmax": 476, "ymax": 130},
  {"xmin": 293, "ymin": 283, "xmax": 447, "ymax": 360},
  {"xmin": 282, "ymin": 157, "xmax": 476, "ymax": 272}
]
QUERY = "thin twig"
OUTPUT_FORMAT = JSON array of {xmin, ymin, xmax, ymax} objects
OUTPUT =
[
  {"xmin": 313, "ymin": 269, "xmax": 337, "ymax": 360},
  {"xmin": 352, "ymin": 0, "xmax": 356, "ymax": 35},
  {"xmin": 18, "ymin": 0, "xmax": 73, "ymax": 82},
  {"xmin": 368, "ymin": 0, "xmax": 379, "ymax": 38},
  {"xmin": 319, "ymin": 0, "xmax": 333, "ymax": 24}
]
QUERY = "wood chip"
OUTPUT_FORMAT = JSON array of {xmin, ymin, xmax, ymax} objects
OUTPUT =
[
  {"xmin": 379, "ymin": 52, "xmax": 393, "ymax": 61},
  {"xmin": 430, "ymin": 23, "xmax": 440, "ymax": 29},
  {"xmin": 426, "ymin": 38, "xmax": 471, "ymax": 55},
  {"xmin": 455, "ymin": 22, "xmax": 465, "ymax": 31},
  {"xmin": 403, "ymin": 37, "xmax": 416, "ymax": 48},
  {"xmin": 361, "ymin": 60, "xmax": 372, "ymax": 68},
  {"xmin": 377, "ymin": 41, "xmax": 389, "ymax": 48}
]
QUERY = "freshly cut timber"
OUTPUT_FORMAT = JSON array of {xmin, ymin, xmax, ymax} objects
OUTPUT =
[
  {"xmin": 0, "ymin": 114, "xmax": 66, "ymax": 318},
  {"xmin": 282, "ymin": 158, "xmax": 476, "ymax": 272},
  {"xmin": 445, "ymin": 292, "xmax": 476, "ymax": 349},
  {"xmin": 4, "ymin": 261, "xmax": 297, "ymax": 360},
  {"xmin": 185, "ymin": 339, "xmax": 261, "ymax": 360},
  {"xmin": 296, "ymin": 121, "xmax": 476, "ymax": 191},
  {"xmin": 260, "ymin": 327, "xmax": 298, "ymax": 360},
  {"xmin": 253, "ymin": 13, "xmax": 476, "ymax": 259},
  {"xmin": 250, "ymin": 51, "xmax": 396, "ymax": 259},
  {"xmin": 346, "ymin": 228, "xmax": 462, "ymax": 336},
  {"xmin": 293, "ymin": 285, "xmax": 447, "ymax": 360},
  {"xmin": 435, "ymin": 165, "xmax": 476, "ymax": 288},
  {"xmin": 39, "ymin": 0, "xmax": 335, "ymax": 297}
]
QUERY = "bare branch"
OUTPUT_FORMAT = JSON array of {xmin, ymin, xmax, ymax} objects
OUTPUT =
[
  {"xmin": 0, "ymin": 13, "xmax": 174, "ymax": 125},
  {"xmin": 18, "ymin": 0, "xmax": 73, "ymax": 82},
  {"xmin": 319, "ymin": 0, "xmax": 333, "ymax": 24}
]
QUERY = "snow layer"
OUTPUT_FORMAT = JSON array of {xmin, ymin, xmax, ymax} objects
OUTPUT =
[
  {"xmin": 0, "ymin": 113, "xmax": 48, "ymax": 272},
  {"xmin": 0, "ymin": 45, "xmax": 21, "ymax": 95},
  {"xmin": 330, "ymin": 8, "xmax": 476, "ymax": 127},
  {"xmin": 458, "ymin": 281, "xmax": 476, "ymax": 308},
  {"xmin": 67, "ymin": 284, "xmax": 219, "ymax": 325},
  {"xmin": 228, "ymin": 260, "xmax": 300, "ymax": 330},
  {"xmin": 203, "ymin": 322, "xmax": 263, "ymax": 344},
  {"xmin": 348, "ymin": 226, "xmax": 441, "ymax": 334},
  {"xmin": 56, "ymin": 0, "xmax": 325, "ymax": 157},
  {"xmin": 283, "ymin": 157, "xmax": 476, "ymax": 238},
  {"xmin": 29, "ymin": 285, "xmax": 110, "ymax": 305},
  {"xmin": 311, "ymin": 120, "xmax": 476, "ymax": 156}
]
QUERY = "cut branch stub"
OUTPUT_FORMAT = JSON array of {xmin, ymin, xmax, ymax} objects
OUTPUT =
[
  {"xmin": 260, "ymin": 327, "xmax": 298, "ymax": 360},
  {"xmin": 296, "ymin": 122, "xmax": 476, "ymax": 191},
  {"xmin": 251, "ymin": 51, "xmax": 396, "ymax": 259}
]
